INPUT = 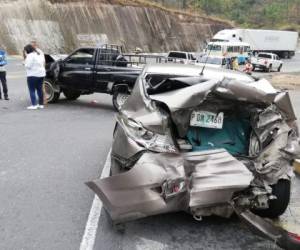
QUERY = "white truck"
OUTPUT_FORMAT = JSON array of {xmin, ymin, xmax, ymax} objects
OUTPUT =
[
  {"xmin": 166, "ymin": 51, "xmax": 197, "ymax": 64},
  {"xmin": 212, "ymin": 29, "xmax": 298, "ymax": 58},
  {"xmin": 251, "ymin": 52, "xmax": 283, "ymax": 72}
]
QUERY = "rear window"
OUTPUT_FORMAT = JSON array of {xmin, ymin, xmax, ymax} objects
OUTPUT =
[
  {"xmin": 258, "ymin": 54, "xmax": 272, "ymax": 59},
  {"xmin": 168, "ymin": 52, "xmax": 187, "ymax": 59},
  {"xmin": 145, "ymin": 74, "xmax": 208, "ymax": 95},
  {"xmin": 199, "ymin": 57, "xmax": 223, "ymax": 65},
  {"xmin": 97, "ymin": 48, "xmax": 120, "ymax": 65}
]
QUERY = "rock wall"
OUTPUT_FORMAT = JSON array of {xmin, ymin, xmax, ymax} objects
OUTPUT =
[{"xmin": 0, "ymin": 0, "xmax": 232, "ymax": 54}]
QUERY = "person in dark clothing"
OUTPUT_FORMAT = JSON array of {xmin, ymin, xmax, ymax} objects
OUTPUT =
[{"xmin": 0, "ymin": 49, "xmax": 9, "ymax": 100}]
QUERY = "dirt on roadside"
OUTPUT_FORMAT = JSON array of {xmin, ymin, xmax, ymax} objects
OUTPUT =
[{"xmin": 266, "ymin": 73, "xmax": 300, "ymax": 90}]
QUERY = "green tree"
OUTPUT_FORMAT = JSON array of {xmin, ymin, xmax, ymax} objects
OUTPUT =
[
  {"xmin": 195, "ymin": 0, "xmax": 223, "ymax": 15},
  {"xmin": 264, "ymin": 3, "xmax": 284, "ymax": 25}
]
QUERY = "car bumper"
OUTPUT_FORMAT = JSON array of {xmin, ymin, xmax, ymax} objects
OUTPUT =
[
  {"xmin": 87, "ymin": 149, "xmax": 253, "ymax": 223},
  {"xmin": 252, "ymin": 64, "xmax": 267, "ymax": 70}
]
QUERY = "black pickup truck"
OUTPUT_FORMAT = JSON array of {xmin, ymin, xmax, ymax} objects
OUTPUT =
[{"xmin": 45, "ymin": 45, "xmax": 158, "ymax": 110}]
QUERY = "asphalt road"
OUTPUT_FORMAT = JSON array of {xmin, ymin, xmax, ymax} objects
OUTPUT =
[{"xmin": 0, "ymin": 58, "xmax": 299, "ymax": 250}]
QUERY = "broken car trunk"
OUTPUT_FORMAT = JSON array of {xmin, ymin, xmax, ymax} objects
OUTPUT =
[{"xmin": 87, "ymin": 65, "xmax": 300, "ymax": 249}]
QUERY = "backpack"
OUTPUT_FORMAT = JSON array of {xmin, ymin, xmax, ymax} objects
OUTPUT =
[{"xmin": 0, "ymin": 50, "xmax": 7, "ymax": 66}]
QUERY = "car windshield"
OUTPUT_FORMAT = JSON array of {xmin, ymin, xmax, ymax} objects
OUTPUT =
[
  {"xmin": 199, "ymin": 57, "xmax": 223, "ymax": 65},
  {"xmin": 207, "ymin": 44, "xmax": 222, "ymax": 51},
  {"xmin": 258, "ymin": 54, "xmax": 272, "ymax": 59}
]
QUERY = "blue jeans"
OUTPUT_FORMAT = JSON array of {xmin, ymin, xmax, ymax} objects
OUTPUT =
[{"xmin": 27, "ymin": 76, "xmax": 44, "ymax": 105}]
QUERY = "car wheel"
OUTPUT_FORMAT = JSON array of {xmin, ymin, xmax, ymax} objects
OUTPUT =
[
  {"xmin": 254, "ymin": 179, "xmax": 291, "ymax": 218},
  {"xmin": 112, "ymin": 91, "xmax": 129, "ymax": 111},
  {"xmin": 277, "ymin": 64, "xmax": 282, "ymax": 72},
  {"xmin": 62, "ymin": 89, "xmax": 81, "ymax": 100},
  {"xmin": 44, "ymin": 79, "xmax": 60, "ymax": 103}
]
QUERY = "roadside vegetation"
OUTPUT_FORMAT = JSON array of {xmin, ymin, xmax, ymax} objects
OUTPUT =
[
  {"xmin": 189, "ymin": 0, "xmax": 300, "ymax": 32},
  {"xmin": 149, "ymin": 0, "xmax": 300, "ymax": 32}
]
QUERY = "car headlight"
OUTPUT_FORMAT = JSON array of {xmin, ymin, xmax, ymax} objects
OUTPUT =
[{"xmin": 122, "ymin": 118, "xmax": 177, "ymax": 153}]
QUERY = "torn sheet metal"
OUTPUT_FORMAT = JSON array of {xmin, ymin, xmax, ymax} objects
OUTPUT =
[{"xmin": 87, "ymin": 149, "xmax": 253, "ymax": 223}]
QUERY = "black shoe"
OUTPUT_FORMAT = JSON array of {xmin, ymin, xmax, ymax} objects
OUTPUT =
[{"xmin": 4, "ymin": 97, "xmax": 9, "ymax": 100}]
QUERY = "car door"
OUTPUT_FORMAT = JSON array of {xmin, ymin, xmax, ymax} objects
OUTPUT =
[{"xmin": 58, "ymin": 48, "xmax": 96, "ymax": 90}]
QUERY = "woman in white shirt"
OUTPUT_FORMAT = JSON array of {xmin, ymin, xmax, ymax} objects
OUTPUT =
[{"xmin": 24, "ymin": 44, "xmax": 46, "ymax": 110}]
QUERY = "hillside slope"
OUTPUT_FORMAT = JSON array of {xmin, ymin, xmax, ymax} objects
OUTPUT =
[{"xmin": 0, "ymin": 0, "xmax": 231, "ymax": 54}]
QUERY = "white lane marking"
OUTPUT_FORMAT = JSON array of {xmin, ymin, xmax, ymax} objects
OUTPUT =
[{"xmin": 79, "ymin": 149, "xmax": 111, "ymax": 250}]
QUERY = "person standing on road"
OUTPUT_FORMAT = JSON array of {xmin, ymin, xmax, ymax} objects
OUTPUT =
[
  {"xmin": 24, "ymin": 44, "xmax": 46, "ymax": 110},
  {"xmin": 232, "ymin": 57, "xmax": 239, "ymax": 71},
  {"xmin": 31, "ymin": 40, "xmax": 47, "ymax": 104},
  {"xmin": 243, "ymin": 59, "xmax": 253, "ymax": 75},
  {"xmin": 0, "ymin": 48, "xmax": 9, "ymax": 100}
]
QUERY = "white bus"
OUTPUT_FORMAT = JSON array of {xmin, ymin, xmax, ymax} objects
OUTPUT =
[{"xmin": 205, "ymin": 41, "xmax": 251, "ymax": 64}]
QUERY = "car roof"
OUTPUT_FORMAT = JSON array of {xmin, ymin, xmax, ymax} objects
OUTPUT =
[
  {"xmin": 201, "ymin": 55, "xmax": 225, "ymax": 59},
  {"xmin": 168, "ymin": 51, "xmax": 189, "ymax": 53},
  {"xmin": 208, "ymin": 41, "xmax": 250, "ymax": 46},
  {"xmin": 144, "ymin": 64, "xmax": 254, "ymax": 82}
]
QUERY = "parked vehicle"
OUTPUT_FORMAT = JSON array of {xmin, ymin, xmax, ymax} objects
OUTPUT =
[
  {"xmin": 212, "ymin": 29, "xmax": 299, "ymax": 58},
  {"xmin": 251, "ymin": 52, "xmax": 283, "ymax": 72},
  {"xmin": 205, "ymin": 41, "xmax": 250, "ymax": 64},
  {"xmin": 45, "ymin": 45, "xmax": 164, "ymax": 110},
  {"xmin": 196, "ymin": 55, "xmax": 227, "ymax": 68},
  {"xmin": 87, "ymin": 64, "xmax": 300, "ymax": 249},
  {"xmin": 167, "ymin": 51, "xmax": 197, "ymax": 64}
]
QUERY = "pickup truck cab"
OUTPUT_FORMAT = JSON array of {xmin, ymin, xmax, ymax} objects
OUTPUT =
[
  {"xmin": 45, "ymin": 45, "xmax": 143, "ymax": 110},
  {"xmin": 166, "ymin": 51, "xmax": 197, "ymax": 64},
  {"xmin": 251, "ymin": 53, "xmax": 283, "ymax": 72}
]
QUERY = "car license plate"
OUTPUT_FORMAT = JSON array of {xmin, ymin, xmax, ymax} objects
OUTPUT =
[{"xmin": 190, "ymin": 111, "xmax": 224, "ymax": 129}]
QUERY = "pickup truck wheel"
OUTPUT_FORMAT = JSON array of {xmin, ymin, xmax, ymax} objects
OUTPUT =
[
  {"xmin": 44, "ymin": 79, "xmax": 60, "ymax": 103},
  {"xmin": 112, "ymin": 91, "xmax": 129, "ymax": 111},
  {"xmin": 277, "ymin": 64, "xmax": 282, "ymax": 72},
  {"xmin": 253, "ymin": 179, "xmax": 290, "ymax": 218},
  {"xmin": 62, "ymin": 89, "xmax": 81, "ymax": 100}
]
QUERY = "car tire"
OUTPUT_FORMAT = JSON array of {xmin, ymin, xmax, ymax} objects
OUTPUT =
[
  {"xmin": 254, "ymin": 179, "xmax": 291, "ymax": 218},
  {"xmin": 62, "ymin": 89, "xmax": 81, "ymax": 100},
  {"xmin": 44, "ymin": 79, "xmax": 60, "ymax": 103},
  {"xmin": 277, "ymin": 64, "xmax": 282, "ymax": 72},
  {"xmin": 112, "ymin": 91, "xmax": 129, "ymax": 111}
]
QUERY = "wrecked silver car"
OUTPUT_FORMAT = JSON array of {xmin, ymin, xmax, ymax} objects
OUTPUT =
[{"xmin": 87, "ymin": 65, "xmax": 300, "ymax": 249}]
